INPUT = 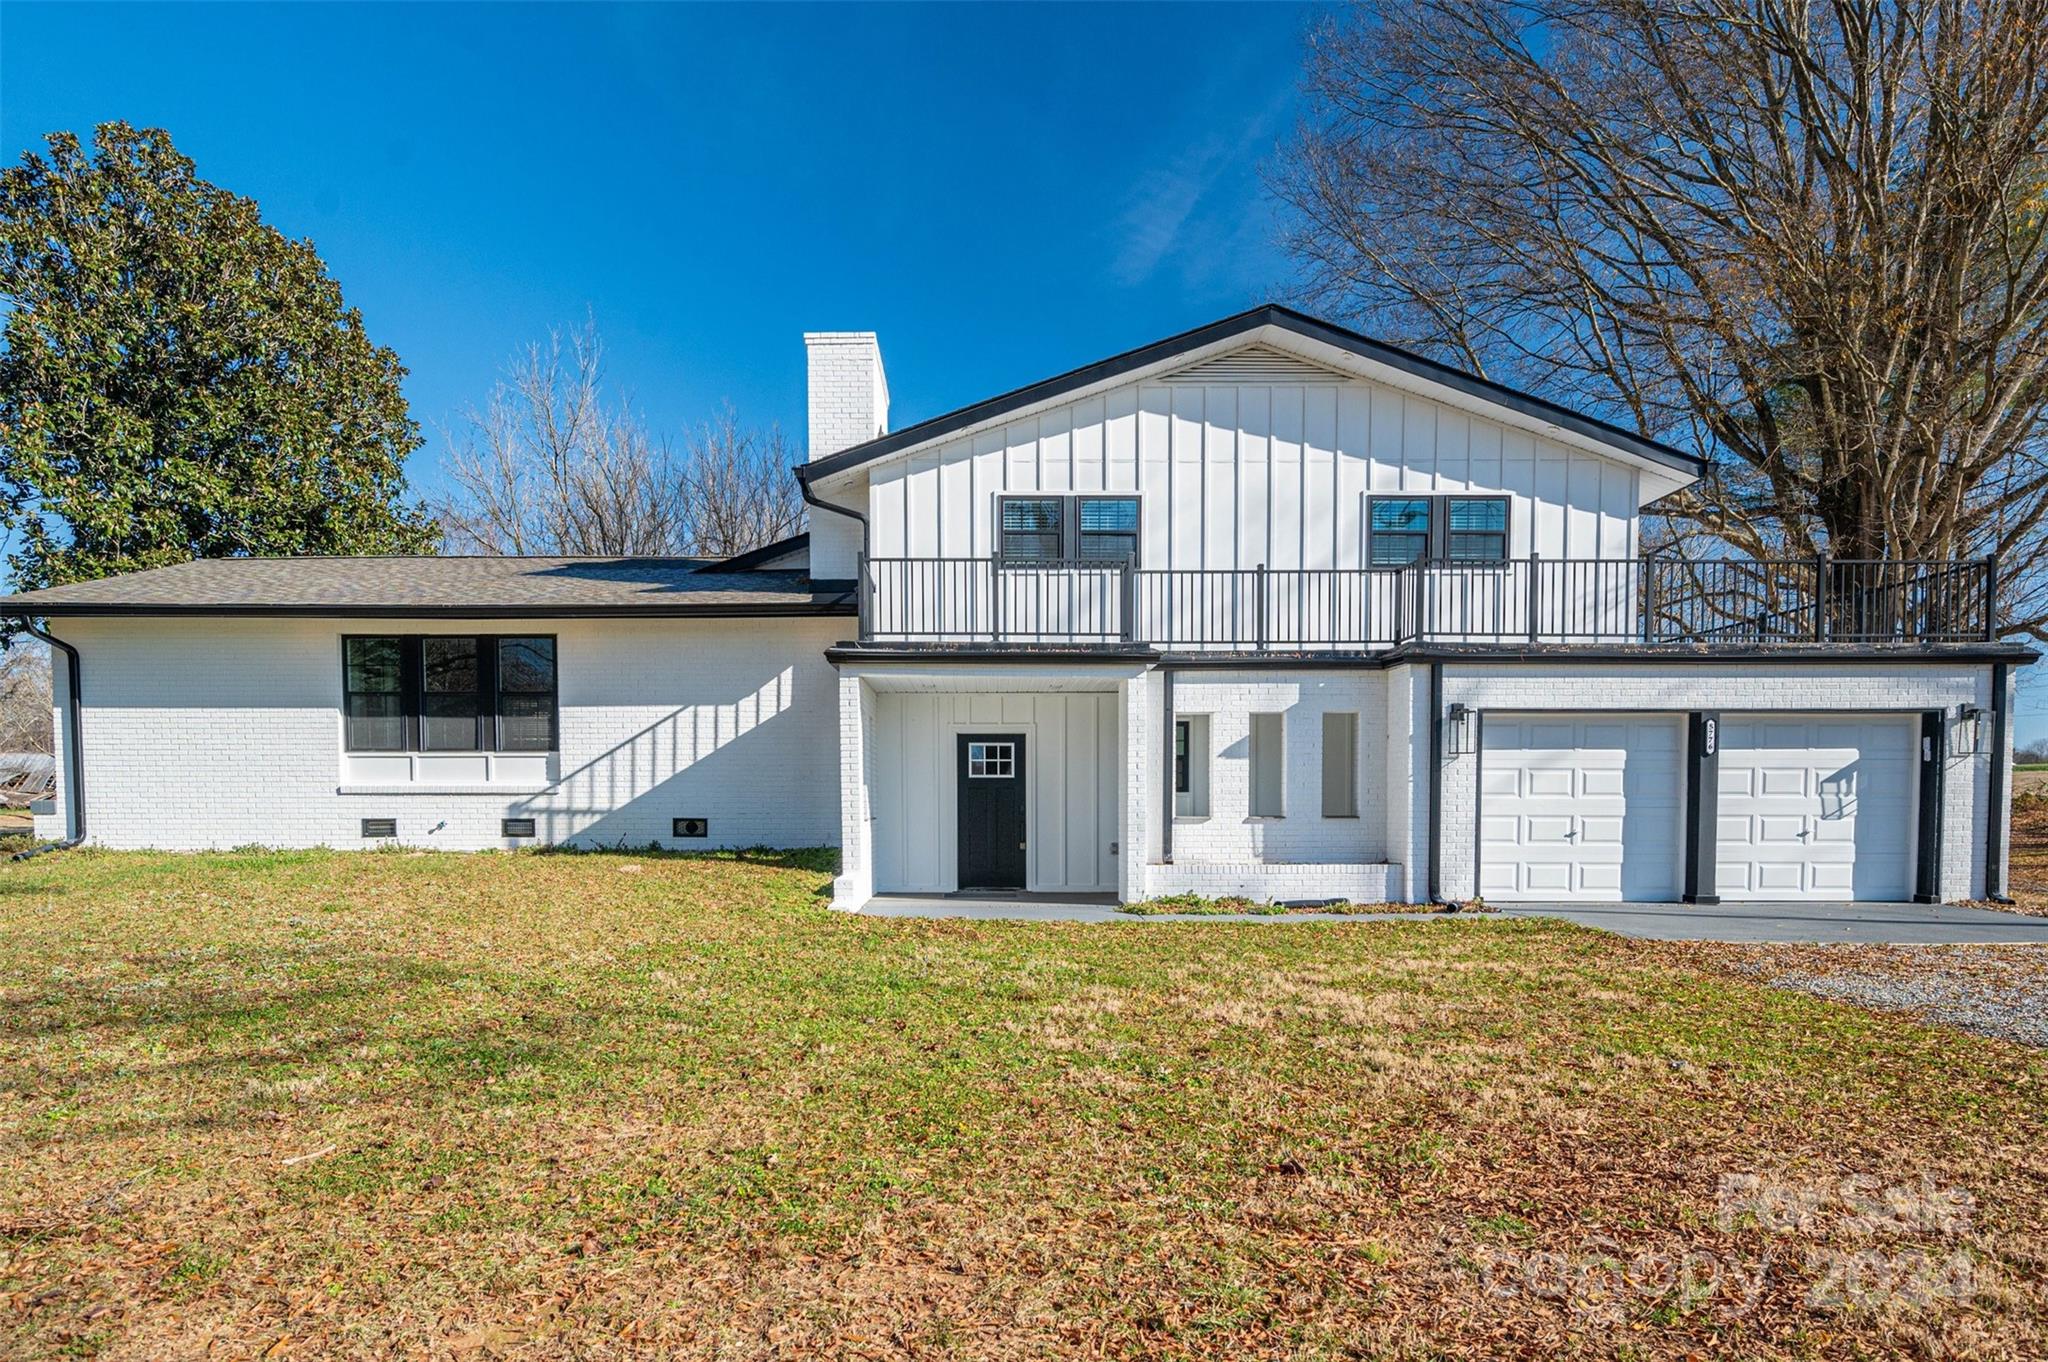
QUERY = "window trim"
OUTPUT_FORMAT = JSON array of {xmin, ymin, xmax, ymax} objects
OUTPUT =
[
  {"xmin": 996, "ymin": 493, "xmax": 1142, "ymax": 564},
  {"xmin": 1366, "ymin": 494, "xmax": 1511, "ymax": 566},
  {"xmin": 341, "ymin": 634, "xmax": 559, "ymax": 755}
]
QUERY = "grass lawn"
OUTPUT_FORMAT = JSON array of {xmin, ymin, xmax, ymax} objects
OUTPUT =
[{"xmin": 2, "ymin": 851, "xmax": 2044, "ymax": 1360}]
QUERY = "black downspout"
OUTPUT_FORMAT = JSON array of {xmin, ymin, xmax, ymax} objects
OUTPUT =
[
  {"xmin": 1427, "ymin": 661, "xmax": 1443, "ymax": 903},
  {"xmin": 1160, "ymin": 667, "xmax": 1175, "ymax": 864},
  {"xmin": 1987, "ymin": 662, "xmax": 2011, "ymax": 903},
  {"xmin": 13, "ymin": 618, "xmax": 83, "ymax": 853},
  {"xmin": 797, "ymin": 476, "xmax": 872, "ymax": 634}
]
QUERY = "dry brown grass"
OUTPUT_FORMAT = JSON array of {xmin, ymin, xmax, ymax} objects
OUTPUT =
[{"xmin": 1, "ymin": 848, "xmax": 2044, "ymax": 1360}]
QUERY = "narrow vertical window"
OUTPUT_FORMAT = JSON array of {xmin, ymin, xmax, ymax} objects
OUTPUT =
[
  {"xmin": 1322, "ymin": 711, "xmax": 1358, "ymax": 817},
  {"xmin": 343, "ymin": 637, "xmax": 404, "ymax": 751},
  {"xmin": 1175, "ymin": 714, "xmax": 1211, "ymax": 817},
  {"xmin": 420, "ymin": 636, "xmax": 483, "ymax": 751},
  {"xmin": 495, "ymin": 637, "xmax": 557, "ymax": 752},
  {"xmin": 1249, "ymin": 712, "xmax": 1285, "ymax": 817}
]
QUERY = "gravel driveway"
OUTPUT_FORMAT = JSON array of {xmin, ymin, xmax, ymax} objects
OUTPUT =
[{"xmin": 1677, "ymin": 943, "xmax": 2048, "ymax": 1048}]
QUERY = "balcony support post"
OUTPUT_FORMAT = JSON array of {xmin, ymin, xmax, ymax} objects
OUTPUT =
[
  {"xmin": 991, "ymin": 550, "xmax": 1004, "ymax": 644},
  {"xmin": 1119, "ymin": 557, "xmax": 1135, "ymax": 643},
  {"xmin": 1813, "ymin": 553, "xmax": 1829, "ymax": 642},
  {"xmin": 1256, "ymin": 563, "xmax": 1269, "ymax": 652},
  {"xmin": 1526, "ymin": 552, "xmax": 1540, "ymax": 643},
  {"xmin": 857, "ymin": 551, "xmax": 871, "ymax": 642},
  {"xmin": 1985, "ymin": 554, "xmax": 2000, "ymax": 642}
]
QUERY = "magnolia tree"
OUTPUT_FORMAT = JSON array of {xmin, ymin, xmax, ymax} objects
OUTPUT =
[
  {"xmin": 0, "ymin": 123, "xmax": 437, "ymax": 590},
  {"xmin": 1276, "ymin": 0, "xmax": 2048, "ymax": 637}
]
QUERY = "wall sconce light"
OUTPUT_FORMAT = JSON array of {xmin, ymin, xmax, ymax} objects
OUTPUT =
[
  {"xmin": 1445, "ymin": 702, "xmax": 1476, "ymax": 757},
  {"xmin": 1955, "ymin": 703, "xmax": 1985, "ymax": 756}
]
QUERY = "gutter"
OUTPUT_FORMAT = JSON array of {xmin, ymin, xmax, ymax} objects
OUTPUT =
[{"xmin": 7, "ymin": 617, "xmax": 83, "ymax": 856}]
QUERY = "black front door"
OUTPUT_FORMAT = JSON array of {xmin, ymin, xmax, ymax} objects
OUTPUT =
[{"xmin": 958, "ymin": 733, "xmax": 1027, "ymax": 890}]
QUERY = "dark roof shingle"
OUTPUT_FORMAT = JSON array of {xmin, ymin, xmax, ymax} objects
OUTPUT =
[{"xmin": 0, "ymin": 556, "xmax": 855, "ymax": 617}]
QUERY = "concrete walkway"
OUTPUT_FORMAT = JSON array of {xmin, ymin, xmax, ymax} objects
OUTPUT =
[{"xmin": 860, "ymin": 894, "xmax": 2048, "ymax": 944}]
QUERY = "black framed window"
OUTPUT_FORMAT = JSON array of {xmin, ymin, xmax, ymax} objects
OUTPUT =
[
  {"xmin": 1174, "ymin": 719, "xmax": 1191, "ymax": 794},
  {"xmin": 1367, "ymin": 495, "xmax": 1510, "ymax": 565},
  {"xmin": 344, "ymin": 637, "xmax": 406, "ymax": 752},
  {"xmin": 421, "ymin": 636, "xmax": 484, "ymax": 751},
  {"xmin": 495, "ymin": 637, "xmax": 557, "ymax": 752},
  {"xmin": 342, "ymin": 635, "xmax": 558, "ymax": 753},
  {"xmin": 999, "ymin": 495, "xmax": 1140, "ymax": 563},
  {"xmin": 1446, "ymin": 496, "xmax": 1509, "ymax": 562},
  {"xmin": 1001, "ymin": 498, "xmax": 1064, "ymax": 560},
  {"xmin": 1368, "ymin": 497, "xmax": 1433, "ymax": 566}
]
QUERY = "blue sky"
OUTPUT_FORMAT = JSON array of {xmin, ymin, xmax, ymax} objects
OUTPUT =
[
  {"xmin": 4, "ymin": 2, "xmax": 2042, "ymax": 738},
  {"xmin": 2, "ymin": 1, "xmax": 1319, "ymax": 496}
]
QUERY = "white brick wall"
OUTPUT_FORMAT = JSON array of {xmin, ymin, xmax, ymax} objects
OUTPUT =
[
  {"xmin": 1164, "ymin": 670, "xmax": 1388, "ymax": 864},
  {"xmin": 805, "ymin": 332, "xmax": 888, "ymax": 460},
  {"xmin": 1146, "ymin": 861, "xmax": 1402, "ymax": 902},
  {"xmin": 831, "ymin": 673, "xmax": 876, "ymax": 909},
  {"xmin": 53, "ymin": 615, "xmax": 845, "ymax": 852},
  {"xmin": 1432, "ymin": 660, "xmax": 2000, "ymax": 903}
]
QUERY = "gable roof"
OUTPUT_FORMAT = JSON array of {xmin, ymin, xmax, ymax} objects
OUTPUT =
[
  {"xmin": 798, "ymin": 304, "xmax": 1704, "ymax": 487},
  {"xmin": 0, "ymin": 556, "xmax": 854, "ymax": 618}
]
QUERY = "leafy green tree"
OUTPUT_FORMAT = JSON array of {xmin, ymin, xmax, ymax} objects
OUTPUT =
[{"xmin": 0, "ymin": 122, "xmax": 436, "ymax": 589}]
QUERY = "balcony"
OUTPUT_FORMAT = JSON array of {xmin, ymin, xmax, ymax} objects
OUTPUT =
[{"xmin": 857, "ymin": 555, "xmax": 1997, "ymax": 651}]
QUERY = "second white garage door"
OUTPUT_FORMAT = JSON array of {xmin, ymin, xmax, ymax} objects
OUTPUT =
[
  {"xmin": 1716, "ymin": 715, "xmax": 1917, "ymax": 901},
  {"xmin": 1480, "ymin": 715, "xmax": 1684, "ymax": 902}
]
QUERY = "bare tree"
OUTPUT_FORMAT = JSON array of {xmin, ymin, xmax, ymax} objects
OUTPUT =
[
  {"xmin": 1276, "ymin": 0, "xmax": 2048, "ymax": 636},
  {"xmin": 0, "ymin": 645, "xmax": 51, "ymax": 756},
  {"xmin": 438, "ymin": 322, "xmax": 798, "ymax": 559},
  {"xmin": 678, "ymin": 407, "xmax": 804, "ymax": 557}
]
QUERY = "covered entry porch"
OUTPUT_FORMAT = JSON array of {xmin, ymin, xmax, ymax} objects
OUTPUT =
[{"xmin": 829, "ymin": 656, "xmax": 1152, "ymax": 909}]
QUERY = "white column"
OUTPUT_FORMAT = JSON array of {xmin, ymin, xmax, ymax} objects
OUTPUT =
[
  {"xmin": 832, "ymin": 672, "xmax": 876, "ymax": 910},
  {"xmin": 1118, "ymin": 670, "xmax": 1159, "ymax": 903}
]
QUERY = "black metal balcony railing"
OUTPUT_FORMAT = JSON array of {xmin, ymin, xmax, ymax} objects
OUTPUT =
[{"xmin": 857, "ymin": 555, "xmax": 1997, "ymax": 650}]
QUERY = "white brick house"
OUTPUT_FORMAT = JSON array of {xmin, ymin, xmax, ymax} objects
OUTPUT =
[{"xmin": 3, "ymin": 307, "xmax": 2033, "ymax": 908}]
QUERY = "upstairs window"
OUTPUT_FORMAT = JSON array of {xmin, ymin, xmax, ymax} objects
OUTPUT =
[
  {"xmin": 999, "ymin": 495, "xmax": 1140, "ymax": 563},
  {"xmin": 1368, "ymin": 495, "xmax": 1510, "ymax": 565},
  {"xmin": 343, "ymin": 635, "xmax": 558, "ymax": 753},
  {"xmin": 1001, "ymin": 498, "xmax": 1065, "ymax": 561}
]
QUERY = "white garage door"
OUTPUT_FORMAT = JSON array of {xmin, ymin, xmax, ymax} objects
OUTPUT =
[
  {"xmin": 1480, "ymin": 716, "xmax": 1684, "ymax": 902},
  {"xmin": 1716, "ymin": 715, "xmax": 1916, "ymax": 901}
]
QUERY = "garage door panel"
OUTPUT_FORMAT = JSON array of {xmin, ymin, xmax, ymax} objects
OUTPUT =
[
  {"xmin": 1481, "ymin": 768, "xmax": 1519, "ymax": 797},
  {"xmin": 1481, "ymin": 714, "xmax": 1683, "ymax": 903},
  {"xmin": 1716, "ymin": 715, "xmax": 1915, "ymax": 903},
  {"xmin": 1581, "ymin": 769, "xmax": 1626, "ymax": 798}
]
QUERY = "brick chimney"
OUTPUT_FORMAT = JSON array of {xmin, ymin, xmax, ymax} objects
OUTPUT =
[{"xmin": 804, "ymin": 331, "xmax": 890, "ymax": 459}]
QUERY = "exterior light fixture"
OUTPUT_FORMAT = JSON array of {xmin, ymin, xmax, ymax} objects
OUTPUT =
[
  {"xmin": 1445, "ymin": 702, "xmax": 1476, "ymax": 757},
  {"xmin": 1955, "ymin": 703, "xmax": 1986, "ymax": 756}
]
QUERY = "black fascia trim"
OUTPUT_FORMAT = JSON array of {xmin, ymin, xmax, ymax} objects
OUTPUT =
[
  {"xmin": 824, "ymin": 643, "xmax": 1157, "ymax": 665},
  {"xmin": 797, "ymin": 304, "xmax": 1705, "ymax": 486},
  {"xmin": 701, "ymin": 534, "xmax": 809, "ymax": 571},
  {"xmin": 17, "ymin": 601, "xmax": 859, "ymax": 620},
  {"xmin": 1153, "ymin": 642, "xmax": 2039, "ymax": 669}
]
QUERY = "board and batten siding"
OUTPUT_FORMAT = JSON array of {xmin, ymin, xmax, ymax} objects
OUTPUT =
[
  {"xmin": 870, "ymin": 691, "xmax": 1121, "ymax": 894},
  {"xmin": 866, "ymin": 372, "xmax": 1641, "ymax": 570}
]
